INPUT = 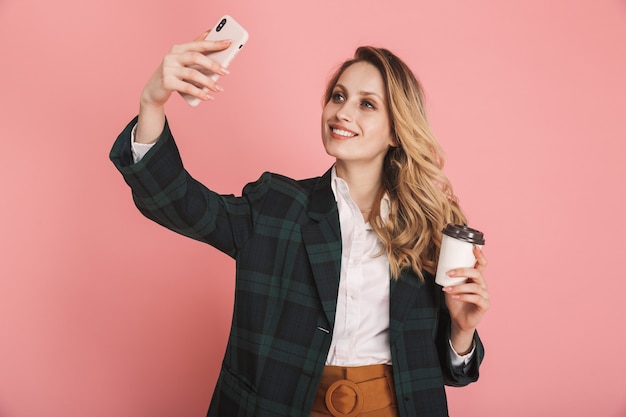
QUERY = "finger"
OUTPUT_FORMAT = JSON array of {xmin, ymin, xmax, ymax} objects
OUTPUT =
[
  {"xmin": 163, "ymin": 51, "xmax": 229, "ymax": 87},
  {"xmin": 179, "ymin": 70, "xmax": 224, "ymax": 96},
  {"xmin": 194, "ymin": 30, "xmax": 211, "ymax": 41},
  {"xmin": 444, "ymin": 281, "xmax": 489, "ymax": 299},
  {"xmin": 446, "ymin": 291, "xmax": 490, "ymax": 310},
  {"xmin": 163, "ymin": 75, "xmax": 215, "ymax": 101},
  {"xmin": 171, "ymin": 39, "xmax": 231, "ymax": 57},
  {"xmin": 171, "ymin": 43, "xmax": 231, "ymax": 79},
  {"xmin": 445, "ymin": 267, "xmax": 485, "ymax": 286},
  {"xmin": 473, "ymin": 245, "xmax": 487, "ymax": 272},
  {"xmin": 186, "ymin": 51, "xmax": 231, "ymax": 77},
  {"xmin": 162, "ymin": 64, "xmax": 222, "ymax": 97},
  {"xmin": 182, "ymin": 65, "xmax": 228, "ymax": 92},
  {"xmin": 446, "ymin": 292, "xmax": 491, "ymax": 310}
]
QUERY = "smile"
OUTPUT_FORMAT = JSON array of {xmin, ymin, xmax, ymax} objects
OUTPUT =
[{"xmin": 331, "ymin": 128, "xmax": 357, "ymax": 138}]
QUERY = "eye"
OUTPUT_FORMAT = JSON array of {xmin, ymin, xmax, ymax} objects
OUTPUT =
[
  {"xmin": 361, "ymin": 100, "xmax": 376, "ymax": 110},
  {"xmin": 331, "ymin": 92, "xmax": 345, "ymax": 102}
]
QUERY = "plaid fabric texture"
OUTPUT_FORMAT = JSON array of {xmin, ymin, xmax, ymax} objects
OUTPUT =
[{"xmin": 110, "ymin": 117, "xmax": 484, "ymax": 417}]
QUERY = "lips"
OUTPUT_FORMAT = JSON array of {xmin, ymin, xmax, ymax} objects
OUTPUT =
[{"xmin": 329, "ymin": 125, "xmax": 357, "ymax": 138}]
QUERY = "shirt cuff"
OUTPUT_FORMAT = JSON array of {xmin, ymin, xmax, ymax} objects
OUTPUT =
[
  {"xmin": 449, "ymin": 339, "xmax": 476, "ymax": 369},
  {"xmin": 130, "ymin": 123, "xmax": 156, "ymax": 164}
]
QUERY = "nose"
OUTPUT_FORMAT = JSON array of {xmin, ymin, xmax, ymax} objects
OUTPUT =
[{"xmin": 336, "ymin": 102, "xmax": 355, "ymax": 122}]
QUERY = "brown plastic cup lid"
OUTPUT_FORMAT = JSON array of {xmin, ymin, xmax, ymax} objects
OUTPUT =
[{"xmin": 442, "ymin": 224, "xmax": 485, "ymax": 245}]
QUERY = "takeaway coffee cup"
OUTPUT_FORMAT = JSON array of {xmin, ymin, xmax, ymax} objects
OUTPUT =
[{"xmin": 435, "ymin": 224, "xmax": 485, "ymax": 287}]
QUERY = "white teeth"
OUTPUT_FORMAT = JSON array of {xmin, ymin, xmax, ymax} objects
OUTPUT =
[{"xmin": 332, "ymin": 128, "xmax": 356, "ymax": 137}]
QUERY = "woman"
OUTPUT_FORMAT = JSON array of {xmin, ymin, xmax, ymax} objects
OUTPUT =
[{"xmin": 110, "ymin": 33, "xmax": 489, "ymax": 417}]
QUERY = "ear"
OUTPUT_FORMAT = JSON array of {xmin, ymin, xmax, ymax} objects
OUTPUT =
[{"xmin": 389, "ymin": 131, "xmax": 400, "ymax": 148}]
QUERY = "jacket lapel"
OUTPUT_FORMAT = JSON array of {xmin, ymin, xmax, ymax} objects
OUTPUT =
[
  {"xmin": 300, "ymin": 169, "xmax": 431, "ymax": 338},
  {"xmin": 301, "ymin": 168, "xmax": 342, "ymax": 327}
]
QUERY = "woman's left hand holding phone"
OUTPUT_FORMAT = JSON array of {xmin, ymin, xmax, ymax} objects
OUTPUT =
[{"xmin": 136, "ymin": 32, "xmax": 232, "ymax": 144}]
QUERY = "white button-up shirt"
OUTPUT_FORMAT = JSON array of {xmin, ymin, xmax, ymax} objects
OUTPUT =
[
  {"xmin": 327, "ymin": 167, "xmax": 474, "ymax": 368},
  {"xmin": 326, "ymin": 168, "xmax": 393, "ymax": 366}
]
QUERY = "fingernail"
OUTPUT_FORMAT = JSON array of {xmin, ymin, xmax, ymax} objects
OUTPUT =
[
  {"xmin": 446, "ymin": 270, "xmax": 456, "ymax": 277},
  {"xmin": 215, "ymin": 84, "xmax": 224, "ymax": 92},
  {"xmin": 221, "ymin": 67, "xmax": 230, "ymax": 75},
  {"xmin": 201, "ymin": 87, "xmax": 214, "ymax": 100}
]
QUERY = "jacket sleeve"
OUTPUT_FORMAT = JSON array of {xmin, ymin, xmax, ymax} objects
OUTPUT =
[
  {"xmin": 109, "ymin": 116, "xmax": 271, "ymax": 258},
  {"xmin": 436, "ymin": 290, "xmax": 485, "ymax": 387}
]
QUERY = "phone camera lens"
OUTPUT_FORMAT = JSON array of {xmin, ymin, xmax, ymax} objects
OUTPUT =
[{"xmin": 216, "ymin": 18, "xmax": 227, "ymax": 32}]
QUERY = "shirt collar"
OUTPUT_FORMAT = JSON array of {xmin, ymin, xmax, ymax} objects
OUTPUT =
[{"xmin": 330, "ymin": 166, "xmax": 390, "ymax": 222}]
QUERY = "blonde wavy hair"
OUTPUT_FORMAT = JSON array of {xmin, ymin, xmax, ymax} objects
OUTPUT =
[{"xmin": 323, "ymin": 46, "xmax": 467, "ymax": 281}]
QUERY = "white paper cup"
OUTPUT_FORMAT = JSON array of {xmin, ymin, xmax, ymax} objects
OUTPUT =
[{"xmin": 435, "ymin": 224, "xmax": 485, "ymax": 287}]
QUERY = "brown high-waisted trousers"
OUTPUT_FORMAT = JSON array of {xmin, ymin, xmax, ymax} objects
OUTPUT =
[{"xmin": 310, "ymin": 364, "xmax": 398, "ymax": 417}]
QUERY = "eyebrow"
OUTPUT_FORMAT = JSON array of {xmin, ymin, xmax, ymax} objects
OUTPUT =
[{"xmin": 335, "ymin": 83, "xmax": 384, "ymax": 101}]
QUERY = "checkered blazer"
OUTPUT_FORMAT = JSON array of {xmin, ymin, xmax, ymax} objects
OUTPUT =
[{"xmin": 110, "ymin": 117, "xmax": 484, "ymax": 417}]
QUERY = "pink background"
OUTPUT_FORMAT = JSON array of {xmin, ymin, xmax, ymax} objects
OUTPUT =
[{"xmin": 1, "ymin": 0, "xmax": 625, "ymax": 416}]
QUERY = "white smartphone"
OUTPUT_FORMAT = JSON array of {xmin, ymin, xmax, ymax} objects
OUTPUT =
[{"xmin": 182, "ymin": 15, "xmax": 249, "ymax": 107}]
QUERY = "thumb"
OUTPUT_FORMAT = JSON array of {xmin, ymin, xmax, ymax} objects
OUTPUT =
[{"xmin": 193, "ymin": 30, "xmax": 211, "ymax": 41}]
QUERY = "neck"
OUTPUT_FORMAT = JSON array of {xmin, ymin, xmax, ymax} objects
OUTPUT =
[{"xmin": 335, "ymin": 161, "xmax": 383, "ymax": 212}]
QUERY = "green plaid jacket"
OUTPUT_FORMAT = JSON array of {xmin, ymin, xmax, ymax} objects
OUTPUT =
[{"xmin": 110, "ymin": 118, "xmax": 484, "ymax": 417}]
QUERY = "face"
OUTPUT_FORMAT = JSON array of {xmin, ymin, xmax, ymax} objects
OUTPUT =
[{"xmin": 321, "ymin": 62, "xmax": 396, "ymax": 168}]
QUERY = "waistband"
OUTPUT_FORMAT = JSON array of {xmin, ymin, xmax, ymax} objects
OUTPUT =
[{"xmin": 311, "ymin": 364, "xmax": 397, "ymax": 417}]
